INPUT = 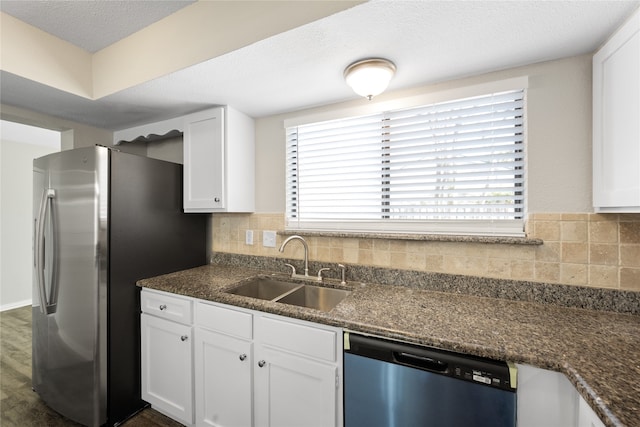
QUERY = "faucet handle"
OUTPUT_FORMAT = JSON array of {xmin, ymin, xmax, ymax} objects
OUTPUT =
[
  {"xmin": 284, "ymin": 263, "xmax": 296, "ymax": 277},
  {"xmin": 338, "ymin": 264, "xmax": 347, "ymax": 285},
  {"xmin": 317, "ymin": 267, "xmax": 331, "ymax": 282}
]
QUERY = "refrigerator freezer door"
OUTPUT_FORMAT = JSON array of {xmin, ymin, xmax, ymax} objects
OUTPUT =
[{"xmin": 32, "ymin": 147, "xmax": 109, "ymax": 426}]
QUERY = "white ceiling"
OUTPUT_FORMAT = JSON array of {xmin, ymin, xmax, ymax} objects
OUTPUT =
[{"xmin": 1, "ymin": 0, "xmax": 639, "ymax": 131}]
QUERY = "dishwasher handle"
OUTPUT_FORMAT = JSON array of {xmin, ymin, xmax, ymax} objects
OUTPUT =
[{"xmin": 394, "ymin": 351, "xmax": 448, "ymax": 372}]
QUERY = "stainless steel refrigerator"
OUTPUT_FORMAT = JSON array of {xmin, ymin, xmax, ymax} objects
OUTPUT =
[{"xmin": 32, "ymin": 146, "xmax": 207, "ymax": 426}]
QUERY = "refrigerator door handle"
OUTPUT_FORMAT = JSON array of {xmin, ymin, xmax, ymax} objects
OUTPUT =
[{"xmin": 35, "ymin": 188, "xmax": 56, "ymax": 315}]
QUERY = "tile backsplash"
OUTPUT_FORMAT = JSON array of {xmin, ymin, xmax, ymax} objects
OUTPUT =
[{"xmin": 211, "ymin": 213, "xmax": 640, "ymax": 291}]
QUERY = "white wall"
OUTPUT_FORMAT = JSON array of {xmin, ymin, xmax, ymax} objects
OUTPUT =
[
  {"xmin": 254, "ymin": 54, "xmax": 593, "ymax": 214},
  {"xmin": 1, "ymin": 121, "xmax": 60, "ymax": 310}
]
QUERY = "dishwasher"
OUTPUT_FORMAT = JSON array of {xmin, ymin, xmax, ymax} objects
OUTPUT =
[{"xmin": 344, "ymin": 332, "xmax": 517, "ymax": 427}]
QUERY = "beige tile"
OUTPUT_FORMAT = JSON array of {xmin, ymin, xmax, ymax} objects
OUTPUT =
[
  {"xmin": 443, "ymin": 256, "xmax": 487, "ymax": 276},
  {"xmin": 359, "ymin": 239, "xmax": 373, "ymax": 250},
  {"xmin": 561, "ymin": 221, "xmax": 588, "ymax": 242},
  {"xmin": 373, "ymin": 239, "xmax": 390, "ymax": 252},
  {"xmin": 534, "ymin": 262, "xmax": 560, "ymax": 282},
  {"xmin": 620, "ymin": 245, "xmax": 640, "ymax": 268},
  {"xmin": 589, "ymin": 243, "xmax": 618, "ymax": 266},
  {"xmin": 618, "ymin": 213, "xmax": 640, "ymax": 221},
  {"xmin": 329, "ymin": 247, "xmax": 344, "ymax": 262},
  {"xmin": 425, "ymin": 255, "xmax": 444, "ymax": 272},
  {"xmin": 561, "ymin": 242, "xmax": 588, "ymax": 263},
  {"xmin": 589, "ymin": 220, "xmax": 618, "ymax": 243},
  {"xmin": 588, "ymin": 213, "xmax": 618, "ymax": 222},
  {"xmin": 620, "ymin": 268, "xmax": 640, "ymax": 291},
  {"xmin": 560, "ymin": 263, "xmax": 588, "ymax": 285},
  {"xmin": 341, "ymin": 238, "xmax": 360, "ymax": 251},
  {"xmin": 561, "ymin": 213, "xmax": 588, "ymax": 221},
  {"xmin": 405, "ymin": 240, "xmax": 426, "ymax": 253},
  {"xmin": 389, "ymin": 240, "xmax": 407, "ymax": 252},
  {"xmin": 588, "ymin": 265, "xmax": 618, "ymax": 288},
  {"xmin": 372, "ymin": 249, "xmax": 391, "ymax": 267},
  {"xmin": 358, "ymin": 249, "xmax": 374, "ymax": 265},
  {"xmin": 487, "ymin": 259, "xmax": 511, "ymax": 278},
  {"xmin": 535, "ymin": 242, "xmax": 561, "ymax": 262},
  {"xmin": 423, "ymin": 242, "xmax": 446, "ymax": 255},
  {"xmin": 511, "ymin": 260, "xmax": 534, "ymax": 280},
  {"xmin": 620, "ymin": 221, "xmax": 640, "ymax": 244},
  {"xmin": 390, "ymin": 252, "xmax": 409, "ymax": 269},
  {"xmin": 404, "ymin": 252, "xmax": 427, "ymax": 271},
  {"xmin": 534, "ymin": 263, "xmax": 556, "ymax": 282},
  {"xmin": 531, "ymin": 221, "xmax": 561, "ymax": 241},
  {"xmin": 342, "ymin": 247, "xmax": 359, "ymax": 264},
  {"xmin": 316, "ymin": 246, "xmax": 332, "ymax": 262},
  {"xmin": 534, "ymin": 213, "xmax": 562, "ymax": 221}
]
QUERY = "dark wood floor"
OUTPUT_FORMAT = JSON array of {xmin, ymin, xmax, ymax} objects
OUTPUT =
[{"xmin": 1, "ymin": 306, "xmax": 183, "ymax": 427}]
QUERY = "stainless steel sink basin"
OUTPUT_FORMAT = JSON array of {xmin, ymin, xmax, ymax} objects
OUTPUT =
[
  {"xmin": 227, "ymin": 277, "xmax": 301, "ymax": 300},
  {"xmin": 276, "ymin": 285, "xmax": 351, "ymax": 312},
  {"xmin": 226, "ymin": 276, "xmax": 351, "ymax": 312}
]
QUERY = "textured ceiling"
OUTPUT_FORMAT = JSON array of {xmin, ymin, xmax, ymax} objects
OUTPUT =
[
  {"xmin": 1, "ymin": 0, "xmax": 639, "ymax": 131},
  {"xmin": 0, "ymin": 0, "xmax": 195, "ymax": 52}
]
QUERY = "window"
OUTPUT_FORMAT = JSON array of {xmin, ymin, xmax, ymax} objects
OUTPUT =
[{"xmin": 286, "ymin": 89, "xmax": 526, "ymax": 236}]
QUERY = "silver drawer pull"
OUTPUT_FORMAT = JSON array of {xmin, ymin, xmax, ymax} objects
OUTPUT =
[
  {"xmin": 258, "ymin": 360, "xmax": 266, "ymax": 368},
  {"xmin": 159, "ymin": 304, "xmax": 167, "ymax": 311},
  {"xmin": 239, "ymin": 354, "xmax": 247, "ymax": 361},
  {"xmin": 180, "ymin": 335, "xmax": 188, "ymax": 342}
]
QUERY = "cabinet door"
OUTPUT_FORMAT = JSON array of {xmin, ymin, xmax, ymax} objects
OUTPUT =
[
  {"xmin": 141, "ymin": 313, "xmax": 194, "ymax": 425},
  {"xmin": 516, "ymin": 364, "xmax": 577, "ymax": 427},
  {"xmin": 577, "ymin": 394, "xmax": 606, "ymax": 427},
  {"xmin": 593, "ymin": 9, "xmax": 640, "ymax": 211},
  {"xmin": 184, "ymin": 108, "xmax": 225, "ymax": 212},
  {"xmin": 195, "ymin": 328, "xmax": 253, "ymax": 427},
  {"xmin": 254, "ymin": 345, "xmax": 338, "ymax": 427}
]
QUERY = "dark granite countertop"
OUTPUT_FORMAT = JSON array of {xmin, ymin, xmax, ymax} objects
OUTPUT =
[{"xmin": 137, "ymin": 263, "xmax": 640, "ymax": 427}]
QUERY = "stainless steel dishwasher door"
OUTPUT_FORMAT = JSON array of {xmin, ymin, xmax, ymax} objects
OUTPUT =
[{"xmin": 344, "ymin": 334, "xmax": 517, "ymax": 427}]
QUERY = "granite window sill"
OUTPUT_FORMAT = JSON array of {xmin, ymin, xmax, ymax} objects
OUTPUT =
[{"xmin": 279, "ymin": 230, "xmax": 543, "ymax": 245}]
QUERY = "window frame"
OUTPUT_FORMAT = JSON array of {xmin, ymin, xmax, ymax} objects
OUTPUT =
[{"xmin": 283, "ymin": 77, "xmax": 529, "ymax": 237}]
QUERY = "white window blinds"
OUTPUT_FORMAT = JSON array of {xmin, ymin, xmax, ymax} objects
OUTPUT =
[{"xmin": 286, "ymin": 89, "xmax": 526, "ymax": 236}]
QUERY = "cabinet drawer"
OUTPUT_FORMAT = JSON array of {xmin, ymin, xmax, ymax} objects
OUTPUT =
[
  {"xmin": 141, "ymin": 289, "xmax": 193, "ymax": 325},
  {"xmin": 196, "ymin": 302, "xmax": 253, "ymax": 340},
  {"xmin": 258, "ymin": 316, "xmax": 338, "ymax": 362}
]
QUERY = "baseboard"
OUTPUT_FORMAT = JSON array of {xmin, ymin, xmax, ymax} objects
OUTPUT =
[{"xmin": 0, "ymin": 299, "xmax": 32, "ymax": 312}]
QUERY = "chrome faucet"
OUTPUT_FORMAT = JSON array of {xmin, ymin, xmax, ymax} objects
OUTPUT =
[{"xmin": 278, "ymin": 235, "xmax": 309, "ymax": 277}]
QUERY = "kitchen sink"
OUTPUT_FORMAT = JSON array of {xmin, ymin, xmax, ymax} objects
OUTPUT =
[
  {"xmin": 227, "ymin": 277, "xmax": 301, "ymax": 300},
  {"xmin": 226, "ymin": 276, "xmax": 351, "ymax": 312},
  {"xmin": 276, "ymin": 285, "xmax": 351, "ymax": 312}
]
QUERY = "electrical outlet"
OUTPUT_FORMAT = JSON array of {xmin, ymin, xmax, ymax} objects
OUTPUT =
[
  {"xmin": 263, "ymin": 231, "xmax": 277, "ymax": 248},
  {"xmin": 245, "ymin": 230, "xmax": 254, "ymax": 245}
]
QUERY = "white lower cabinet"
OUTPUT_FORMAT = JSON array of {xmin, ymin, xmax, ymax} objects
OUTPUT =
[
  {"xmin": 254, "ymin": 346, "xmax": 338, "ymax": 427},
  {"xmin": 141, "ymin": 289, "xmax": 194, "ymax": 426},
  {"xmin": 194, "ymin": 299, "xmax": 343, "ymax": 427},
  {"xmin": 516, "ymin": 364, "xmax": 606, "ymax": 427},
  {"xmin": 195, "ymin": 327, "xmax": 252, "ymax": 427},
  {"xmin": 577, "ymin": 394, "xmax": 606, "ymax": 427}
]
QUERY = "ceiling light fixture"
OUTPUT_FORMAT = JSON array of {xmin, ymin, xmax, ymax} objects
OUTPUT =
[{"xmin": 344, "ymin": 58, "xmax": 396, "ymax": 100}]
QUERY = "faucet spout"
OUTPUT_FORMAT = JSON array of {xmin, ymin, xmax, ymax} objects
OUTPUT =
[{"xmin": 279, "ymin": 235, "xmax": 309, "ymax": 276}]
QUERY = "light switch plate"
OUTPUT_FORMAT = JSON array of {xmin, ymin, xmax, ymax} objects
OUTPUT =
[
  {"xmin": 245, "ymin": 230, "xmax": 254, "ymax": 245},
  {"xmin": 263, "ymin": 231, "xmax": 277, "ymax": 248}
]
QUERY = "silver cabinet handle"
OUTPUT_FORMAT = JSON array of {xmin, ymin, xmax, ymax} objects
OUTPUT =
[
  {"xmin": 159, "ymin": 304, "xmax": 167, "ymax": 310},
  {"xmin": 239, "ymin": 354, "xmax": 247, "ymax": 361},
  {"xmin": 258, "ymin": 360, "xmax": 266, "ymax": 367},
  {"xmin": 180, "ymin": 335, "xmax": 188, "ymax": 342}
]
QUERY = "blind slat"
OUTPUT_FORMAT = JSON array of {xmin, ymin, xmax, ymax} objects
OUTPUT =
[{"xmin": 286, "ymin": 89, "xmax": 526, "ymax": 236}]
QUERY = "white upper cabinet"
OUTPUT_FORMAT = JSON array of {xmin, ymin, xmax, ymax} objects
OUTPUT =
[
  {"xmin": 112, "ymin": 106, "xmax": 255, "ymax": 213},
  {"xmin": 183, "ymin": 106, "xmax": 255, "ymax": 213},
  {"xmin": 593, "ymin": 8, "xmax": 640, "ymax": 212}
]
